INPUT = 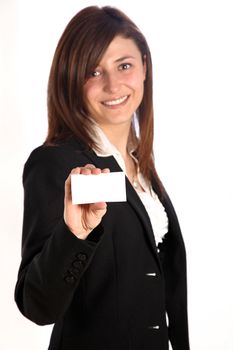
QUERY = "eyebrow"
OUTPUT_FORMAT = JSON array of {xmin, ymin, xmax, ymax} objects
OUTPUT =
[{"xmin": 115, "ymin": 56, "xmax": 136, "ymax": 63}]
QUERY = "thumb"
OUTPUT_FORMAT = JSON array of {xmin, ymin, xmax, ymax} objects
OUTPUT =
[
  {"xmin": 91, "ymin": 202, "xmax": 107, "ymax": 211},
  {"xmin": 90, "ymin": 202, "xmax": 108, "ymax": 220}
]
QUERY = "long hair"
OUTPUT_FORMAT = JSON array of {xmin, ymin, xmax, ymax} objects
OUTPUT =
[{"xmin": 46, "ymin": 6, "xmax": 163, "ymax": 191}]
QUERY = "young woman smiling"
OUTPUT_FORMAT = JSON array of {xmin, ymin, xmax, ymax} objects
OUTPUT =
[{"xmin": 15, "ymin": 6, "xmax": 190, "ymax": 350}]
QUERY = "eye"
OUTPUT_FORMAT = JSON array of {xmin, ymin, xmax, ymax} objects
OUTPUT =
[
  {"xmin": 89, "ymin": 70, "xmax": 101, "ymax": 78},
  {"xmin": 87, "ymin": 68, "xmax": 101, "ymax": 79},
  {"xmin": 119, "ymin": 63, "xmax": 131, "ymax": 71}
]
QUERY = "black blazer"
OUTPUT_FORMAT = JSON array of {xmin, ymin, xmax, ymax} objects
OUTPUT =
[{"xmin": 15, "ymin": 137, "xmax": 190, "ymax": 350}]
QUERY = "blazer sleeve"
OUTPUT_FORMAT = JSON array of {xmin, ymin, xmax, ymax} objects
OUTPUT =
[
  {"xmin": 159, "ymin": 192, "xmax": 190, "ymax": 350},
  {"xmin": 14, "ymin": 145, "xmax": 104, "ymax": 325}
]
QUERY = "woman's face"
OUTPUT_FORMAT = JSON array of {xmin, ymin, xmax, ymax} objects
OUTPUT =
[{"xmin": 83, "ymin": 35, "xmax": 146, "ymax": 130}]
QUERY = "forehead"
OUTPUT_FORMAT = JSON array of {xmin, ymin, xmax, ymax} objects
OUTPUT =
[{"xmin": 99, "ymin": 35, "xmax": 141, "ymax": 64}]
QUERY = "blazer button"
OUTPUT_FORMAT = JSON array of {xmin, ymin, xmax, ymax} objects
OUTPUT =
[
  {"xmin": 149, "ymin": 325, "xmax": 160, "ymax": 330},
  {"xmin": 64, "ymin": 275, "xmax": 76, "ymax": 284},
  {"xmin": 76, "ymin": 253, "xmax": 87, "ymax": 261},
  {"xmin": 72, "ymin": 260, "xmax": 83, "ymax": 270},
  {"xmin": 146, "ymin": 272, "xmax": 157, "ymax": 277}
]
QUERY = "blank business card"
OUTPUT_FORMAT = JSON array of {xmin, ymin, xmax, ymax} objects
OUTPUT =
[{"xmin": 71, "ymin": 172, "xmax": 126, "ymax": 204}]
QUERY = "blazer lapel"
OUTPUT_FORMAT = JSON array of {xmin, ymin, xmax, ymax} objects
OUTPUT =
[
  {"xmin": 80, "ymin": 149, "xmax": 162, "ymax": 270},
  {"xmin": 125, "ymin": 179, "xmax": 163, "ymax": 271}
]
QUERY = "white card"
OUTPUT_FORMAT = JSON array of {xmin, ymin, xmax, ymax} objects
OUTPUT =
[{"xmin": 71, "ymin": 172, "xmax": 126, "ymax": 204}]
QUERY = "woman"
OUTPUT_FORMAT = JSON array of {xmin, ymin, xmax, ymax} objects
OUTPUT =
[{"xmin": 15, "ymin": 6, "xmax": 190, "ymax": 350}]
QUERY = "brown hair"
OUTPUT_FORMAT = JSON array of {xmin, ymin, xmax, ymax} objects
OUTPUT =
[{"xmin": 46, "ymin": 6, "xmax": 163, "ymax": 192}]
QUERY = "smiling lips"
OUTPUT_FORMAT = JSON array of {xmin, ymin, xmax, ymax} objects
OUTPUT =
[{"xmin": 102, "ymin": 95, "xmax": 129, "ymax": 107}]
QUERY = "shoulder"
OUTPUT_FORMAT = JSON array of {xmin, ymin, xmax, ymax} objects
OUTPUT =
[
  {"xmin": 23, "ymin": 138, "xmax": 91, "ymax": 183},
  {"xmin": 25, "ymin": 138, "xmax": 83, "ymax": 163}
]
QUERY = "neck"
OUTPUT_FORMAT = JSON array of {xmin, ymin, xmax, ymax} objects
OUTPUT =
[{"xmin": 99, "ymin": 123, "xmax": 131, "ymax": 158}]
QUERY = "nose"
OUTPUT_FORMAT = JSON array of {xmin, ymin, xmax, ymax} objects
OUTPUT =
[{"xmin": 103, "ymin": 72, "xmax": 121, "ymax": 94}]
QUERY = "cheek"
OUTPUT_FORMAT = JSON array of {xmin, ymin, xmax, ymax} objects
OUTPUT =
[
  {"xmin": 132, "ymin": 79, "xmax": 145, "ymax": 99},
  {"xmin": 83, "ymin": 85, "xmax": 98, "ymax": 106},
  {"xmin": 127, "ymin": 72, "xmax": 145, "ymax": 91}
]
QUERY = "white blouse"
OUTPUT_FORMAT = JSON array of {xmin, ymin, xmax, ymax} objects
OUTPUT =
[
  {"xmin": 92, "ymin": 124, "xmax": 169, "ymax": 246},
  {"xmin": 137, "ymin": 191, "xmax": 168, "ymax": 245}
]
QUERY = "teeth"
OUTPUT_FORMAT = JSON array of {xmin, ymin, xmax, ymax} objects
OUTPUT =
[{"xmin": 103, "ymin": 95, "xmax": 128, "ymax": 106}]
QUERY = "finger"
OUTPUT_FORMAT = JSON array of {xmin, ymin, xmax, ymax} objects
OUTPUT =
[
  {"xmin": 91, "ymin": 167, "xmax": 102, "ymax": 175},
  {"xmin": 70, "ymin": 167, "xmax": 81, "ymax": 175},
  {"xmin": 101, "ymin": 168, "xmax": 110, "ymax": 173},
  {"xmin": 80, "ymin": 167, "xmax": 92, "ymax": 175},
  {"xmin": 80, "ymin": 164, "xmax": 96, "ymax": 175},
  {"xmin": 84, "ymin": 164, "xmax": 96, "ymax": 170},
  {"xmin": 91, "ymin": 167, "xmax": 110, "ymax": 175}
]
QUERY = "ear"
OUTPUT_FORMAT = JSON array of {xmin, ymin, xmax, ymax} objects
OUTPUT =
[{"xmin": 143, "ymin": 54, "xmax": 147, "ymax": 80}]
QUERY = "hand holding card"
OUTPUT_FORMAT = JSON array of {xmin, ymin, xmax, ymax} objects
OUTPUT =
[{"xmin": 63, "ymin": 165, "xmax": 126, "ymax": 240}]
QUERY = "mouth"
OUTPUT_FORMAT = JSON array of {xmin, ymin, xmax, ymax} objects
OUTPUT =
[{"xmin": 102, "ymin": 95, "xmax": 129, "ymax": 107}]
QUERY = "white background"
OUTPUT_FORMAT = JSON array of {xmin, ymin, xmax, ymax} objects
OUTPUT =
[{"xmin": 0, "ymin": 0, "xmax": 233, "ymax": 349}]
